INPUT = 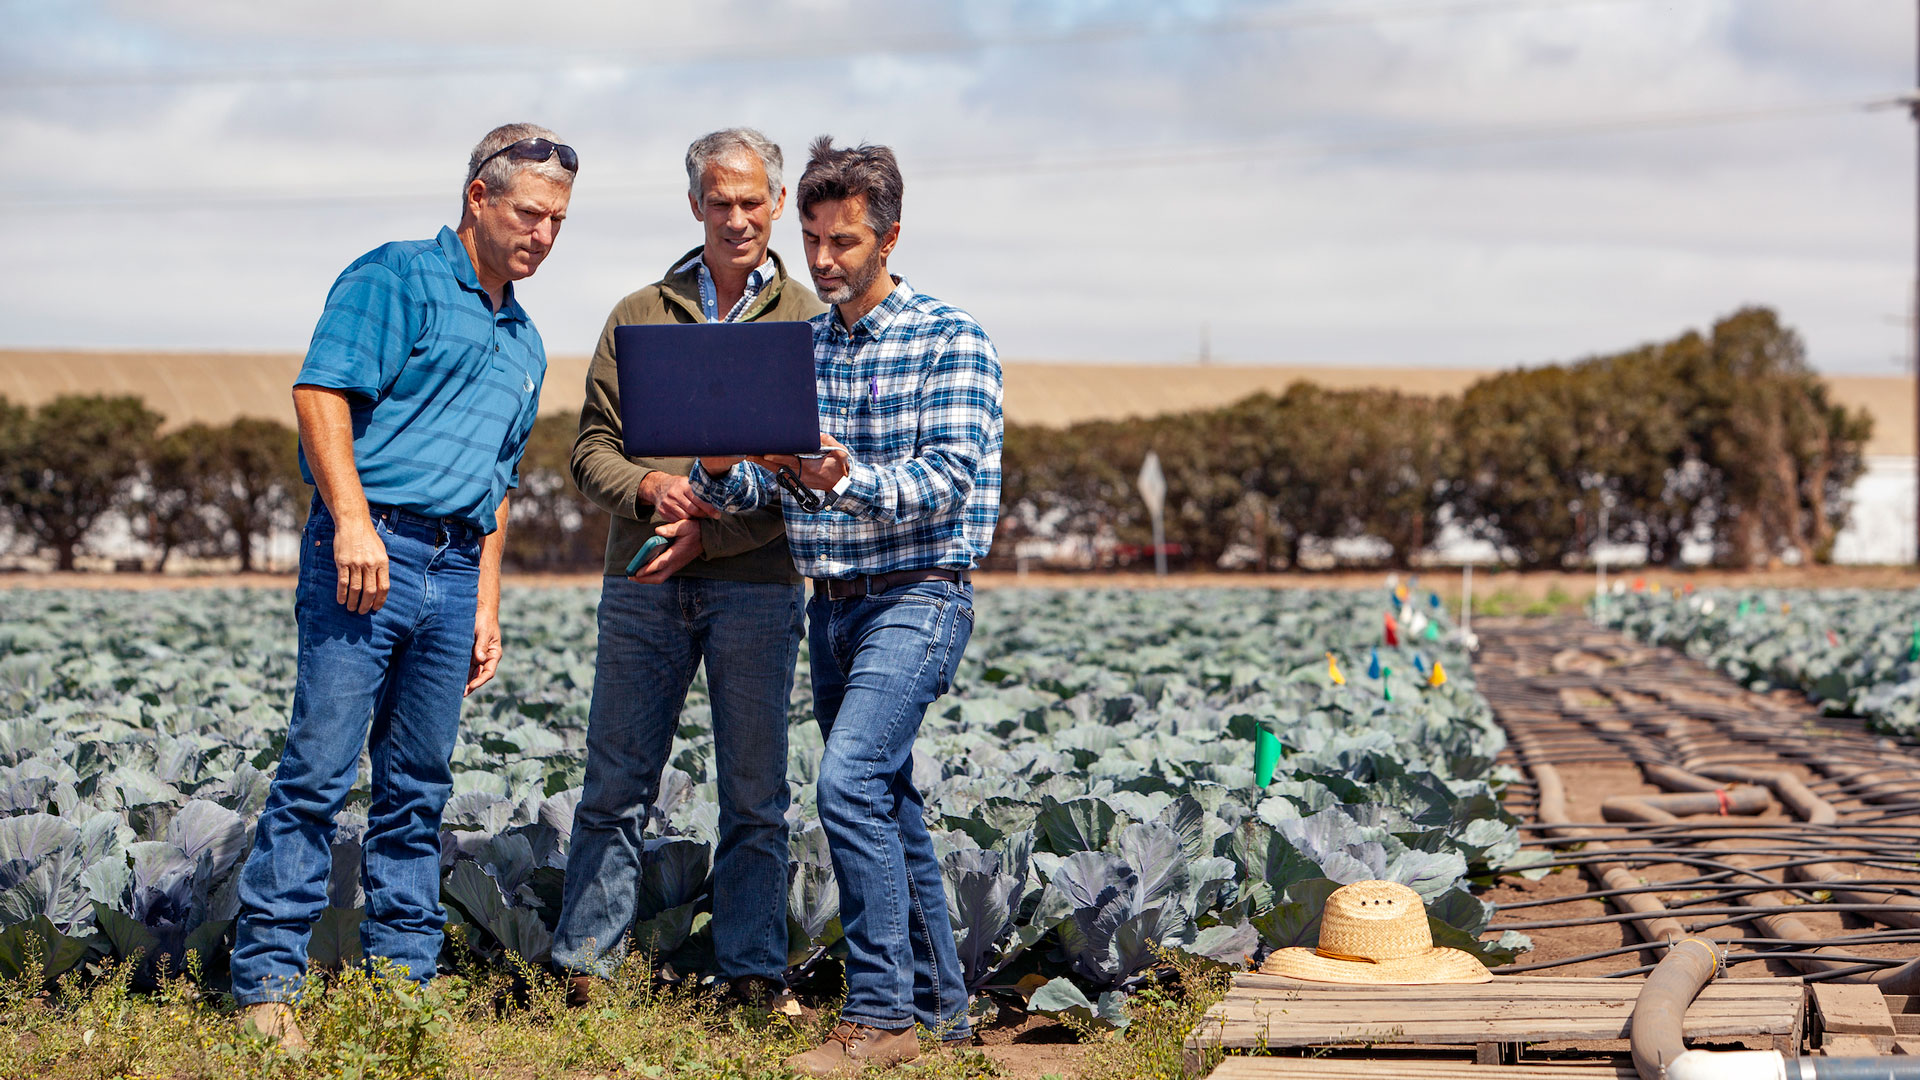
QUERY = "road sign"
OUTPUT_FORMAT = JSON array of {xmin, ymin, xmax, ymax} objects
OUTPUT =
[{"xmin": 1138, "ymin": 451, "xmax": 1167, "ymax": 576}]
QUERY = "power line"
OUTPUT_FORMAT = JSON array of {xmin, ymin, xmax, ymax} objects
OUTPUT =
[
  {"xmin": 0, "ymin": 0, "xmax": 1656, "ymax": 89},
  {"xmin": 3, "ymin": 94, "xmax": 1900, "ymax": 212}
]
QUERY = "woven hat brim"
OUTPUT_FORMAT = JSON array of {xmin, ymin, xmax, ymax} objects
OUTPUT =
[{"xmin": 1259, "ymin": 946, "xmax": 1493, "ymax": 984}]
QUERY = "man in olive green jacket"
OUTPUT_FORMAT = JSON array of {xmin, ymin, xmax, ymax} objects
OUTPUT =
[{"xmin": 554, "ymin": 129, "xmax": 825, "ymax": 1012}]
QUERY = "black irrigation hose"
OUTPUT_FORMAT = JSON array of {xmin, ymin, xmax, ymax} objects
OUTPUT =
[
  {"xmin": 1489, "ymin": 932, "xmax": 1920, "ymax": 974},
  {"xmin": 1513, "ymin": 820, "xmax": 1920, "ymax": 833},
  {"xmin": 1482, "ymin": 627, "xmax": 1920, "ymax": 981},
  {"xmin": 1514, "ymin": 834, "xmax": 1920, "ymax": 853},
  {"xmin": 1492, "ymin": 902, "xmax": 1920, "ymax": 931},
  {"xmin": 1600, "ymin": 954, "xmax": 1913, "ymax": 980},
  {"xmin": 1511, "ymin": 852, "xmax": 1905, "ymax": 883},
  {"xmin": 1491, "ymin": 877, "xmax": 1920, "ymax": 912}
]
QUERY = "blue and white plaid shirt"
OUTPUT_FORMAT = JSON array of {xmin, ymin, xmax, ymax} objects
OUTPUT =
[
  {"xmin": 675, "ymin": 251, "xmax": 775, "ymax": 323},
  {"xmin": 690, "ymin": 277, "xmax": 1003, "ymax": 579}
]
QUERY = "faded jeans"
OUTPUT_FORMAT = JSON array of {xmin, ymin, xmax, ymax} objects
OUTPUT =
[
  {"xmin": 232, "ymin": 499, "xmax": 480, "ymax": 1005},
  {"xmin": 552, "ymin": 575, "xmax": 804, "ymax": 982},
  {"xmin": 809, "ymin": 578, "xmax": 973, "ymax": 1037}
]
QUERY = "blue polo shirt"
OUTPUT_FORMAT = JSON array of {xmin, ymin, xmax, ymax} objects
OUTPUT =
[{"xmin": 294, "ymin": 226, "xmax": 545, "ymax": 533}]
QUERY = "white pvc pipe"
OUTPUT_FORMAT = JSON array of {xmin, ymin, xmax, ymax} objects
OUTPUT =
[{"xmin": 1668, "ymin": 1050, "xmax": 1789, "ymax": 1080}]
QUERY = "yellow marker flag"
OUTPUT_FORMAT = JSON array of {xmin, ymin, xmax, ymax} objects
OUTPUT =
[
  {"xmin": 1395, "ymin": 584, "xmax": 1409, "ymax": 602},
  {"xmin": 1428, "ymin": 661, "xmax": 1447, "ymax": 687},
  {"xmin": 1781, "ymin": 602, "xmax": 1790, "ymax": 614},
  {"xmin": 1327, "ymin": 652, "xmax": 1346, "ymax": 685}
]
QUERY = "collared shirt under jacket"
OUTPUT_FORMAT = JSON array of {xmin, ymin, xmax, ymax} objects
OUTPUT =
[{"xmin": 674, "ymin": 251, "xmax": 777, "ymax": 324}]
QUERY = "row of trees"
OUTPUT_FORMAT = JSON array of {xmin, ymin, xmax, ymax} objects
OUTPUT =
[
  {"xmin": 0, "ymin": 397, "xmax": 304, "ymax": 572},
  {"xmin": 0, "ymin": 307, "xmax": 1875, "ymax": 574},
  {"xmin": 1000, "ymin": 308, "xmax": 1873, "ymax": 569},
  {"xmin": 0, "ymin": 402, "xmax": 601, "ymax": 573}
]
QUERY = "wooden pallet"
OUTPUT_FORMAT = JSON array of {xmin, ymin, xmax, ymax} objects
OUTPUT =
[
  {"xmin": 1812, "ymin": 986, "xmax": 1920, "ymax": 1056},
  {"xmin": 1185, "ymin": 974, "xmax": 1805, "ymax": 1072},
  {"xmin": 1205, "ymin": 1060, "xmax": 1637, "ymax": 1080}
]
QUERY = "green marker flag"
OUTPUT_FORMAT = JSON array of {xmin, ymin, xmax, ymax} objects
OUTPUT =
[
  {"xmin": 1254, "ymin": 729, "xmax": 1284, "ymax": 787},
  {"xmin": 1909, "ymin": 622, "xmax": 1919, "ymax": 663},
  {"xmin": 1382, "ymin": 667, "xmax": 1394, "ymax": 702},
  {"xmin": 1424, "ymin": 620, "xmax": 1440, "ymax": 641},
  {"xmin": 1737, "ymin": 599, "xmax": 1750, "ymax": 617}
]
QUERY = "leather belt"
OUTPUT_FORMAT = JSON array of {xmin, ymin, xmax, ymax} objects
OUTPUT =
[{"xmin": 813, "ymin": 568, "xmax": 969, "ymax": 600}]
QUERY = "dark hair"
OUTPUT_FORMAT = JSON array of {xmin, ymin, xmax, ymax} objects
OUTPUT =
[{"xmin": 796, "ymin": 136, "xmax": 903, "ymax": 236}]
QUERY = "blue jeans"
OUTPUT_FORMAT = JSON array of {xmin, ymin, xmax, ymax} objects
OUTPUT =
[
  {"xmin": 809, "ymin": 578, "xmax": 973, "ymax": 1036},
  {"xmin": 552, "ymin": 576, "xmax": 804, "ymax": 981},
  {"xmin": 232, "ymin": 500, "xmax": 481, "ymax": 1005}
]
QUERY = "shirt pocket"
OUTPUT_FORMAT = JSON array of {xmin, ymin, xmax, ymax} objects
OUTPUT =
[{"xmin": 859, "ymin": 367, "xmax": 922, "ymax": 462}]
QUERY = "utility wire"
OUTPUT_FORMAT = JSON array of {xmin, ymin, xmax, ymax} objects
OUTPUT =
[
  {"xmin": 0, "ymin": 0, "xmax": 1650, "ymax": 90},
  {"xmin": 4, "ymin": 95, "xmax": 1900, "ymax": 212}
]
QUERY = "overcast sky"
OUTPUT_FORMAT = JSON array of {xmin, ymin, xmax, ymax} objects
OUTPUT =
[{"xmin": 3, "ymin": 0, "xmax": 1913, "ymax": 372}]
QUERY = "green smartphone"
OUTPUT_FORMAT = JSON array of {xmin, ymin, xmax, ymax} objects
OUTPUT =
[{"xmin": 625, "ymin": 534, "xmax": 671, "ymax": 576}]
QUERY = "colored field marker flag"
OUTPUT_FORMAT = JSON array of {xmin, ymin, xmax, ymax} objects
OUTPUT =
[
  {"xmin": 1327, "ymin": 652, "xmax": 1346, "ymax": 685},
  {"xmin": 1254, "ymin": 729, "xmax": 1284, "ymax": 787}
]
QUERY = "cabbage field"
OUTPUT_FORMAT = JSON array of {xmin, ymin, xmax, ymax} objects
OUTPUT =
[
  {"xmin": 1594, "ymin": 587, "xmax": 1920, "ymax": 735},
  {"xmin": 0, "ymin": 585, "xmax": 1528, "ymax": 1023}
]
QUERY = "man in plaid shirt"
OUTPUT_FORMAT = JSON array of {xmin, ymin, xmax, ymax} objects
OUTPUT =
[{"xmin": 691, "ymin": 136, "xmax": 1001, "ymax": 1076}]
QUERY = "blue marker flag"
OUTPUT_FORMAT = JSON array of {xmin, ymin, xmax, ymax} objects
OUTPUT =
[{"xmin": 1367, "ymin": 648, "xmax": 1382, "ymax": 680}]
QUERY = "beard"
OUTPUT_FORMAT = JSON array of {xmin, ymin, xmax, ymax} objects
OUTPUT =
[{"xmin": 813, "ymin": 248, "xmax": 885, "ymax": 305}]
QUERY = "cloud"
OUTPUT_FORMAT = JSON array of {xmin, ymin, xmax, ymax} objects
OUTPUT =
[{"xmin": 2, "ymin": 0, "xmax": 1912, "ymax": 372}]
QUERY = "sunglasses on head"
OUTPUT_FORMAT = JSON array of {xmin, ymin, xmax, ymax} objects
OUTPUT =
[{"xmin": 469, "ymin": 138, "xmax": 579, "ymax": 184}]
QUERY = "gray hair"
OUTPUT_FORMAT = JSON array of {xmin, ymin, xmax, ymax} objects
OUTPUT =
[
  {"xmin": 797, "ymin": 136, "xmax": 903, "ymax": 236},
  {"xmin": 685, "ymin": 128, "xmax": 783, "ymax": 203},
  {"xmin": 463, "ymin": 122, "xmax": 574, "ymax": 210}
]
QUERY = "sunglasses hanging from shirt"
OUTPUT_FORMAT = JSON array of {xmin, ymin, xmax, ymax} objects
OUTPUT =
[
  {"xmin": 469, "ymin": 138, "xmax": 579, "ymax": 184},
  {"xmin": 775, "ymin": 465, "xmax": 826, "ymax": 513}
]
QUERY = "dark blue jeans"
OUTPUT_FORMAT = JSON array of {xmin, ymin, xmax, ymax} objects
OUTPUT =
[
  {"xmin": 552, "ymin": 576, "xmax": 804, "ymax": 982},
  {"xmin": 231, "ymin": 500, "xmax": 480, "ymax": 1005},
  {"xmin": 809, "ymin": 578, "xmax": 973, "ymax": 1036}
]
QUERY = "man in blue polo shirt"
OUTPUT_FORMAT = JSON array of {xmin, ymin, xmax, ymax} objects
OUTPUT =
[{"xmin": 232, "ymin": 122, "xmax": 576, "ymax": 1049}]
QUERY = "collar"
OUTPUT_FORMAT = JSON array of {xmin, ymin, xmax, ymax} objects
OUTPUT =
[
  {"xmin": 834, "ymin": 276, "xmax": 913, "ymax": 339},
  {"xmin": 674, "ymin": 250, "xmax": 777, "ymax": 288},
  {"xmin": 437, "ymin": 225, "xmax": 527, "ymax": 323}
]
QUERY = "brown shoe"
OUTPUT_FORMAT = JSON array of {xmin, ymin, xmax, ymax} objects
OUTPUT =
[
  {"xmin": 785, "ymin": 1020, "xmax": 919, "ymax": 1076},
  {"xmin": 238, "ymin": 1002, "xmax": 308, "ymax": 1052},
  {"xmin": 565, "ymin": 974, "xmax": 597, "ymax": 1008}
]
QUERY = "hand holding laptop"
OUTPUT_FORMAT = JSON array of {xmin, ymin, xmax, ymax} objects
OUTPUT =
[{"xmin": 701, "ymin": 433, "xmax": 849, "ymax": 491}]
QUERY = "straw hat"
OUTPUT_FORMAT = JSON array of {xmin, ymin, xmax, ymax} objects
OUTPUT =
[{"xmin": 1260, "ymin": 880, "xmax": 1493, "ymax": 984}]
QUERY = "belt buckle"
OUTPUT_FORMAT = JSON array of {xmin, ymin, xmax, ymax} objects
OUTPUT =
[{"xmin": 865, "ymin": 573, "xmax": 886, "ymax": 597}]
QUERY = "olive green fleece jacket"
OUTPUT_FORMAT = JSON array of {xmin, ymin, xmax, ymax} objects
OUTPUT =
[{"xmin": 572, "ymin": 246, "xmax": 827, "ymax": 582}]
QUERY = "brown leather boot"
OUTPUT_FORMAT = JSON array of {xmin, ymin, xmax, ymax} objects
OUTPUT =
[
  {"xmin": 785, "ymin": 1020, "xmax": 919, "ymax": 1076},
  {"xmin": 237, "ymin": 1002, "xmax": 308, "ymax": 1052},
  {"xmin": 565, "ymin": 974, "xmax": 597, "ymax": 1008}
]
